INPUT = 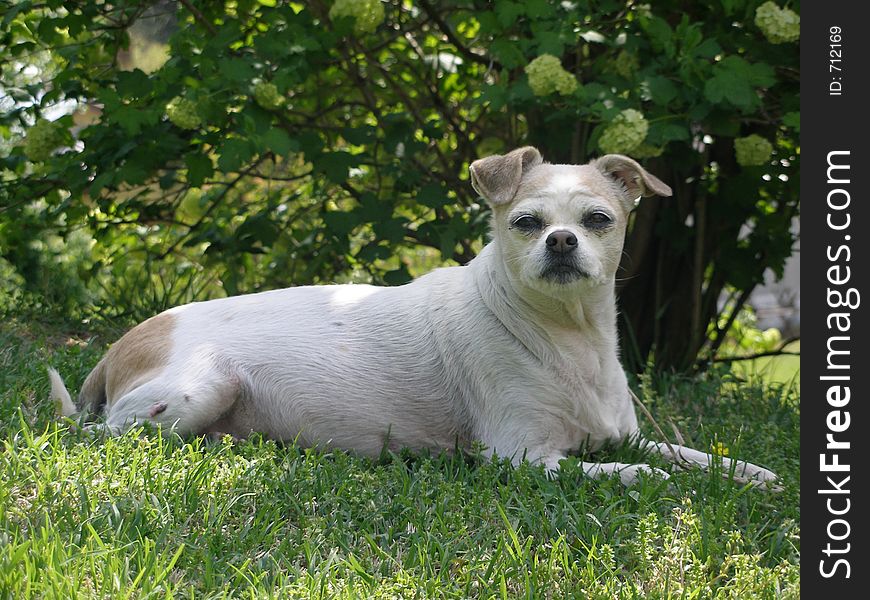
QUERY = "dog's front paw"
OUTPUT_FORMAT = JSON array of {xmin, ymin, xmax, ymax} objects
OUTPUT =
[
  {"xmin": 618, "ymin": 463, "xmax": 670, "ymax": 486},
  {"xmin": 732, "ymin": 461, "xmax": 781, "ymax": 489}
]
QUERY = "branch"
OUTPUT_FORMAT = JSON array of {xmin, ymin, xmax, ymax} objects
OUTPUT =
[
  {"xmin": 157, "ymin": 157, "xmax": 266, "ymax": 260},
  {"xmin": 711, "ymin": 347, "xmax": 801, "ymax": 364},
  {"xmin": 417, "ymin": 0, "xmax": 495, "ymax": 68},
  {"xmin": 178, "ymin": 0, "xmax": 218, "ymax": 35},
  {"xmin": 703, "ymin": 286, "xmax": 754, "ymax": 362}
]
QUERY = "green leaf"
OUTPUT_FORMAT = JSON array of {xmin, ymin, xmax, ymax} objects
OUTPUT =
[
  {"xmin": 416, "ymin": 184, "xmax": 447, "ymax": 208},
  {"xmin": 693, "ymin": 38, "xmax": 722, "ymax": 59},
  {"xmin": 259, "ymin": 128, "xmax": 298, "ymax": 157},
  {"xmin": 524, "ymin": 0, "xmax": 556, "ymax": 19},
  {"xmin": 217, "ymin": 138, "xmax": 256, "ymax": 172},
  {"xmin": 323, "ymin": 210, "xmax": 358, "ymax": 236},
  {"xmin": 782, "ymin": 111, "xmax": 800, "ymax": 132},
  {"xmin": 111, "ymin": 105, "xmax": 157, "ymax": 135},
  {"xmin": 645, "ymin": 76, "xmax": 679, "ymax": 107},
  {"xmin": 532, "ymin": 29, "xmax": 564, "ymax": 57},
  {"xmin": 237, "ymin": 214, "xmax": 279, "ymax": 248},
  {"xmin": 703, "ymin": 56, "xmax": 775, "ymax": 110},
  {"xmin": 478, "ymin": 83, "xmax": 508, "ymax": 111},
  {"xmin": 219, "ymin": 57, "xmax": 256, "ymax": 82},
  {"xmin": 90, "ymin": 172, "xmax": 113, "ymax": 197},
  {"xmin": 356, "ymin": 242, "xmax": 391, "ymax": 262},
  {"xmin": 372, "ymin": 217, "xmax": 408, "ymax": 243},
  {"xmin": 298, "ymin": 131, "xmax": 324, "ymax": 156},
  {"xmin": 438, "ymin": 229, "xmax": 456, "ymax": 259},
  {"xmin": 315, "ymin": 151, "xmax": 358, "ymax": 184},
  {"xmin": 342, "ymin": 125, "xmax": 376, "ymax": 146},
  {"xmin": 495, "ymin": 0, "xmax": 525, "ymax": 27},
  {"xmin": 643, "ymin": 17, "xmax": 674, "ymax": 56},
  {"xmin": 354, "ymin": 192, "xmax": 387, "ymax": 222},
  {"xmin": 490, "ymin": 40, "xmax": 526, "ymax": 69},
  {"xmin": 117, "ymin": 161, "xmax": 148, "ymax": 186},
  {"xmin": 115, "ymin": 69, "xmax": 152, "ymax": 99},
  {"xmin": 383, "ymin": 265, "xmax": 412, "ymax": 285},
  {"xmin": 647, "ymin": 121, "xmax": 690, "ymax": 145},
  {"xmin": 185, "ymin": 154, "xmax": 213, "ymax": 187},
  {"xmin": 1, "ymin": 1, "xmax": 31, "ymax": 28}
]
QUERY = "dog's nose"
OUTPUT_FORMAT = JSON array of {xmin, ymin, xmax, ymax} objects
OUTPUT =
[{"xmin": 545, "ymin": 230, "xmax": 578, "ymax": 254}]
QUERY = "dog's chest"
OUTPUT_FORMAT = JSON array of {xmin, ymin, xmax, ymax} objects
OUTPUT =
[{"xmin": 532, "ymin": 333, "xmax": 632, "ymax": 446}]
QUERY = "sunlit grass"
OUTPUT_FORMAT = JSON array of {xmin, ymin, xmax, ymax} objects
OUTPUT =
[{"xmin": 731, "ymin": 340, "xmax": 800, "ymax": 392}]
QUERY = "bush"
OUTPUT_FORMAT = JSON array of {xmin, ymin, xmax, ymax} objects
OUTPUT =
[{"xmin": 0, "ymin": 0, "xmax": 799, "ymax": 371}]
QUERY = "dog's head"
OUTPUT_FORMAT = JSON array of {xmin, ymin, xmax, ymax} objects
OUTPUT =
[{"xmin": 469, "ymin": 146, "xmax": 672, "ymax": 294}]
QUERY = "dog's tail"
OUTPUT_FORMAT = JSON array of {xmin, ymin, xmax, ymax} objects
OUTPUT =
[
  {"xmin": 47, "ymin": 358, "xmax": 108, "ymax": 418},
  {"xmin": 47, "ymin": 367, "xmax": 77, "ymax": 417}
]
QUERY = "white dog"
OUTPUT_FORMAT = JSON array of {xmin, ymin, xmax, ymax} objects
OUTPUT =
[{"xmin": 49, "ymin": 147, "xmax": 778, "ymax": 486}]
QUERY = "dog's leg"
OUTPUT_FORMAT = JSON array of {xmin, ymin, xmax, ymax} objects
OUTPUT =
[
  {"xmin": 528, "ymin": 450, "xmax": 669, "ymax": 485},
  {"xmin": 578, "ymin": 460, "xmax": 670, "ymax": 486},
  {"xmin": 642, "ymin": 439, "xmax": 779, "ymax": 485},
  {"xmin": 104, "ymin": 369, "xmax": 240, "ymax": 436}
]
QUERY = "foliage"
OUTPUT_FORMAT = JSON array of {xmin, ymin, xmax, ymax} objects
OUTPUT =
[
  {"xmin": 0, "ymin": 0, "xmax": 800, "ymax": 370},
  {"xmin": 1, "ymin": 321, "xmax": 799, "ymax": 598}
]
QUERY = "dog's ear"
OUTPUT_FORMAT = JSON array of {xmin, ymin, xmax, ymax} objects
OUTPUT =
[
  {"xmin": 469, "ymin": 146, "xmax": 543, "ymax": 206},
  {"xmin": 594, "ymin": 154, "xmax": 673, "ymax": 211}
]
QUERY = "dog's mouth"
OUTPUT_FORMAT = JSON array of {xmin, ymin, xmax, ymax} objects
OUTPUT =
[{"xmin": 540, "ymin": 261, "xmax": 588, "ymax": 283}]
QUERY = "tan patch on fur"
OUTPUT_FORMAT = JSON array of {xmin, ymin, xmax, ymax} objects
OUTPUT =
[
  {"xmin": 103, "ymin": 312, "xmax": 175, "ymax": 404},
  {"xmin": 78, "ymin": 356, "xmax": 108, "ymax": 413}
]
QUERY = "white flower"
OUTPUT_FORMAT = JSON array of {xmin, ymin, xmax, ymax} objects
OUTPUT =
[
  {"xmin": 23, "ymin": 119, "xmax": 65, "ymax": 162},
  {"xmin": 524, "ymin": 55, "xmax": 578, "ymax": 96},
  {"xmin": 734, "ymin": 134, "xmax": 773, "ymax": 166},
  {"xmin": 598, "ymin": 109, "xmax": 649, "ymax": 155},
  {"xmin": 755, "ymin": 2, "xmax": 800, "ymax": 44},
  {"xmin": 253, "ymin": 82, "xmax": 283, "ymax": 110},
  {"xmin": 166, "ymin": 97, "xmax": 201, "ymax": 130},
  {"xmin": 329, "ymin": 0, "xmax": 385, "ymax": 35}
]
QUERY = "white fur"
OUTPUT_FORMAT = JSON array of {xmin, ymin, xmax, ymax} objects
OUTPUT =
[
  {"xmin": 48, "ymin": 367, "xmax": 77, "ymax": 417},
  {"xmin": 50, "ymin": 150, "xmax": 779, "ymax": 487}
]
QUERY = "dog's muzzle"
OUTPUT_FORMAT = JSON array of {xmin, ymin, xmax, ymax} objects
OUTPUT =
[{"xmin": 541, "ymin": 230, "xmax": 587, "ymax": 283}]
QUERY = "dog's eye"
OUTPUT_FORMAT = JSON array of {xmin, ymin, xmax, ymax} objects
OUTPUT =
[
  {"xmin": 584, "ymin": 211, "xmax": 613, "ymax": 228},
  {"xmin": 511, "ymin": 215, "xmax": 543, "ymax": 231}
]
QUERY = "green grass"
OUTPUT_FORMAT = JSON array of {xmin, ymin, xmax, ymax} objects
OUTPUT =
[
  {"xmin": 731, "ymin": 341, "xmax": 801, "ymax": 392},
  {"xmin": 0, "ymin": 319, "xmax": 800, "ymax": 599}
]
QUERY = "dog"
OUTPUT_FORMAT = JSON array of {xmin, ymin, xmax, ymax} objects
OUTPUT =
[{"xmin": 49, "ymin": 147, "xmax": 778, "ymax": 486}]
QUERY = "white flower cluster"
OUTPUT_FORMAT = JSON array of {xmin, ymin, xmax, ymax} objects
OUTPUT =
[
  {"xmin": 253, "ymin": 82, "xmax": 283, "ymax": 110},
  {"xmin": 612, "ymin": 50, "xmax": 639, "ymax": 79},
  {"xmin": 329, "ymin": 0, "xmax": 385, "ymax": 35},
  {"xmin": 23, "ymin": 119, "xmax": 64, "ymax": 162},
  {"xmin": 734, "ymin": 134, "xmax": 773, "ymax": 166},
  {"xmin": 524, "ymin": 55, "xmax": 578, "ymax": 97},
  {"xmin": 754, "ymin": 1, "xmax": 800, "ymax": 44},
  {"xmin": 166, "ymin": 96, "xmax": 201, "ymax": 130},
  {"xmin": 598, "ymin": 109, "xmax": 649, "ymax": 155}
]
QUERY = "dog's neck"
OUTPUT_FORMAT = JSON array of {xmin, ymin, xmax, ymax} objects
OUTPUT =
[{"xmin": 471, "ymin": 243, "xmax": 619, "ymax": 352}]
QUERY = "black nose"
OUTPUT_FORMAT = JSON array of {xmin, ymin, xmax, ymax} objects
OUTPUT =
[{"xmin": 545, "ymin": 230, "xmax": 578, "ymax": 254}]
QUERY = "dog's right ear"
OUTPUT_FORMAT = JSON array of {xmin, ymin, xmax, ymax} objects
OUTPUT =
[
  {"xmin": 593, "ymin": 154, "xmax": 673, "ymax": 212},
  {"xmin": 469, "ymin": 146, "xmax": 543, "ymax": 206}
]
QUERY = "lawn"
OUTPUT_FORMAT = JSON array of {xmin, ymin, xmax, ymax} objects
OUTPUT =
[
  {"xmin": 0, "ymin": 319, "xmax": 799, "ymax": 598},
  {"xmin": 731, "ymin": 341, "xmax": 801, "ymax": 392}
]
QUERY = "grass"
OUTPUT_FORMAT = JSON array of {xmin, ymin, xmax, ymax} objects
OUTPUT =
[
  {"xmin": 0, "ymin": 318, "xmax": 800, "ymax": 599},
  {"xmin": 731, "ymin": 341, "xmax": 801, "ymax": 392}
]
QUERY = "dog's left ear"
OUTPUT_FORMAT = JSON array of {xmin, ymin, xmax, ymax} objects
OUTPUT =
[
  {"xmin": 469, "ymin": 146, "xmax": 544, "ymax": 206},
  {"xmin": 594, "ymin": 154, "xmax": 673, "ymax": 211}
]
